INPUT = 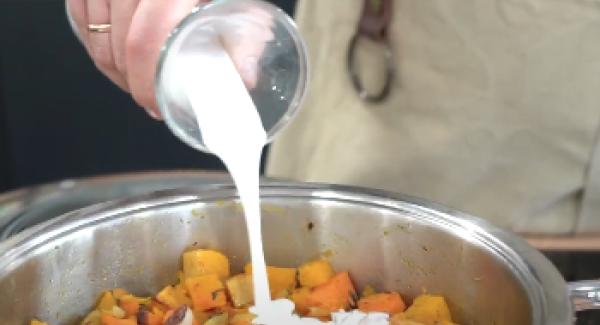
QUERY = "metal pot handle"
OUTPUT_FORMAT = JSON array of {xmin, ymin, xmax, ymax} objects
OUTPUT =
[{"xmin": 569, "ymin": 280, "xmax": 600, "ymax": 311}]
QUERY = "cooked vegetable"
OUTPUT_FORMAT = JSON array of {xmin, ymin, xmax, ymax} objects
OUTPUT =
[
  {"xmin": 401, "ymin": 294, "xmax": 453, "ymax": 325},
  {"xmin": 34, "ymin": 248, "xmax": 461, "ymax": 325},
  {"xmin": 99, "ymin": 314, "xmax": 136, "ymax": 325},
  {"xmin": 306, "ymin": 271, "xmax": 356, "ymax": 313},
  {"xmin": 203, "ymin": 313, "xmax": 228, "ymax": 325},
  {"xmin": 182, "ymin": 249, "xmax": 230, "ymax": 280},
  {"xmin": 226, "ymin": 273, "xmax": 254, "ymax": 307},
  {"xmin": 244, "ymin": 264, "xmax": 297, "ymax": 298},
  {"xmin": 97, "ymin": 291, "xmax": 117, "ymax": 313},
  {"xmin": 290, "ymin": 287, "xmax": 312, "ymax": 315},
  {"xmin": 118, "ymin": 294, "xmax": 141, "ymax": 317},
  {"xmin": 185, "ymin": 273, "xmax": 227, "ymax": 311},
  {"xmin": 229, "ymin": 312, "xmax": 256, "ymax": 325},
  {"xmin": 358, "ymin": 292, "xmax": 406, "ymax": 313},
  {"xmin": 298, "ymin": 259, "xmax": 334, "ymax": 288}
]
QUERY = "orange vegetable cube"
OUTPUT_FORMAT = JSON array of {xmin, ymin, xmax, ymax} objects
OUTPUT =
[
  {"xmin": 244, "ymin": 264, "xmax": 297, "ymax": 298},
  {"xmin": 291, "ymin": 287, "xmax": 312, "ymax": 315},
  {"xmin": 298, "ymin": 259, "xmax": 334, "ymax": 288},
  {"xmin": 183, "ymin": 249, "xmax": 230, "ymax": 280},
  {"xmin": 307, "ymin": 272, "xmax": 356, "ymax": 312},
  {"xmin": 403, "ymin": 294, "xmax": 453, "ymax": 324},
  {"xmin": 97, "ymin": 291, "xmax": 117, "ymax": 312},
  {"xmin": 185, "ymin": 274, "xmax": 227, "ymax": 311},
  {"xmin": 118, "ymin": 295, "xmax": 141, "ymax": 317},
  {"xmin": 358, "ymin": 292, "xmax": 406, "ymax": 313}
]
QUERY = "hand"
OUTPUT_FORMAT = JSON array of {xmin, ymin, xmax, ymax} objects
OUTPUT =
[
  {"xmin": 67, "ymin": 0, "xmax": 273, "ymax": 120},
  {"xmin": 67, "ymin": 0, "xmax": 206, "ymax": 119}
]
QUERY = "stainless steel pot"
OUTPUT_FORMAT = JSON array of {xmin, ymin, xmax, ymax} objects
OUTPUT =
[
  {"xmin": 0, "ymin": 183, "xmax": 598, "ymax": 325},
  {"xmin": 0, "ymin": 171, "xmax": 233, "ymax": 240}
]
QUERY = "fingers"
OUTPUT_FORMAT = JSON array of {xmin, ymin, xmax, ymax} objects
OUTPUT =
[
  {"xmin": 66, "ymin": 0, "xmax": 89, "ymax": 48},
  {"xmin": 85, "ymin": 0, "xmax": 129, "ymax": 91},
  {"xmin": 126, "ymin": 0, "xmax": 203, "ymax": 116},
  {"xmin": 110, "ymin": 0, "xmax": 139, "ymax": 76}
]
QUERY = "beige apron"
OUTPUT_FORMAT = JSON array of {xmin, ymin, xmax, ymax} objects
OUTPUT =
[{"xmin": 266, "ymin": 0, "xmax": 600, "ymax": 234}]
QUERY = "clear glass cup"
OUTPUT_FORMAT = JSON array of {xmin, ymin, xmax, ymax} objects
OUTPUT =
[{"xmin": 155, "ymin": 0, "xmax": 308, "ymax": 152}]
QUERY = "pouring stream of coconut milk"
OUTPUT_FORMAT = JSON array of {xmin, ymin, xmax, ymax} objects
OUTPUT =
[{"xmin": 163, "ymin": 14, "xmax": 388, "ymax": 325}]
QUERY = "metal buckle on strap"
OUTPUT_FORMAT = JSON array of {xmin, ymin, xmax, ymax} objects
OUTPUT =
[{"xmin": 347, "ymin": 0, "xmax": 394, "ymax": 103}]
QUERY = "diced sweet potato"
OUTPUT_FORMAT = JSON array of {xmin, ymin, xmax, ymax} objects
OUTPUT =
[
  {"xmin": 185, "ymin": 274, "xmax": 227, "ymax": 311},
  {"xmin": 183, "ymin": 249, "xmax": 230, "ymax": 280},
  {"xmin": 307, "ymin": 272, "xmax": 356, "ymax": 312},
  {"xmin": 290, "ymin": 287, "xmax": 312, "ymax": 315},
  {"xmin": 203, "ymin": 313, "xmax": 228, "ymax": 325},
  {"xmin": 358, "ymin": 292, "xmax": 406, "ymax": 313},
  {"xmin": 118, "ymin": 295, "xmax": 141, "ymax": 317},
  {"xmin": 298, "ymin": 259, "xmax": 334, "ymax": 288},
  {"xmin": 403, "ymin": 294, "xmax": 453, "ymax": 325},
  {"xmin": 244, "ymin": 264, "xmax": 297, "ymax": 298},
  {"xmin": 226, "ymin": 273, "xmax": 254, "ymax": 307},
  {"xmin": 97, "ymin": 291, "xmax": 117, "ymax": 312},
  {"xmin": 390, "ymin": 313, "xmax": 427, "ymax": 325},
  {"xmin": 230, "ymin": 312, "xmax": 256, "ymax": 325}
]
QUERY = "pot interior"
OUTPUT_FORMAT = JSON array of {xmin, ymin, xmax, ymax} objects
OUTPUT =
[{"xmin": 0, "ymin": 186, "xmax": 559, "ymax": 325}]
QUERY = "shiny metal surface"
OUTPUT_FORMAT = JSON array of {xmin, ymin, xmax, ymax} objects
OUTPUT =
[
  {"xmin": 569, "ymin": 280, "xmax": 600, "ymax": 311},
  {"xmin": 0, "ymin": 183, "xmax": 574, "ymax": 325},
  {"xmin": 0, "ymin": 171, "xmax": 232, "ymax": 240}
]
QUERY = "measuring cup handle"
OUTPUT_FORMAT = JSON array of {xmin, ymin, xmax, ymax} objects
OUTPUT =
[{"xmin": 568, "ymin": 280, "xmax": 600, "ymax": 311}]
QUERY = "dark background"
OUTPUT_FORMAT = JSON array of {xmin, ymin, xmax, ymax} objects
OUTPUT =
[{"xmin": 0, "ymin": 0, "xmax": 297, "ymax": 192}]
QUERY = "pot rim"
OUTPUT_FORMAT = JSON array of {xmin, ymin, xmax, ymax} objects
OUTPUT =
[{"xmin": 0, "ymin": 182, "xmax": 573, "ymax": 324}]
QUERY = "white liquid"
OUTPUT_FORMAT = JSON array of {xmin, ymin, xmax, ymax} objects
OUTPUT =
[{"xmin": 167, "ymin": 26, "xmax": 388, "ymax": 325}]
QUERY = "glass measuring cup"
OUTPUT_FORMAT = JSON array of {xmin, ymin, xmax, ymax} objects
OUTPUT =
[{"xmin": 155, "ymin": 0, "xmax": 308, "ymax": 153}]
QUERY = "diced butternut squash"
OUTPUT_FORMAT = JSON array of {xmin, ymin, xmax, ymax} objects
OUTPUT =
[
  {"xmin": 30, "ymin": 320, "xmax": 48, "ymax": 325},
  {"xmin": 185, "ymin": 274, "xmax": 227, "ymax": 311},
  {"xmin": 298, "ymin": 259, "xmax": 334, "ymax": 288},
  {"xmin": 109, "ymin": 306, "xmax": 126, "ymax": 319},
  {"xmin": 403, "ymin": 295, "xmax": 452, "ymax": 325},
  {"xmin": 100, "ymin": 314, "xmax": 136, "ymax": 325},
  {"xmin": 118, "ymin": 295, "xmax": 140, "ymax": 317},
  {"xmin": 97, "ymin": 291, "xmax": 117, "ymax": 312},
  {"xmin": 155, "ymin": 285, "xmax": 191, "ymax": 309},
  {"xmin": 290, "ymin": 287, "xmax": 312, "ymax": 315},
  {"xmin": 81, "ymin": 310, "xmax": 102, "ymax": 325},
  {"xmin": 203, "ymin": 313, "xmax": 229, "ymax": 325},
  {"xmin": 230, "ymin": 312, "xmax": 256, "ymax": 325},
  {"xmin": 192, "ymin": 310, "xmax": 211, "ymax": 324},
  {"xmin": 390, "ymin": 313, "xmax": 427, "ymax": 325},
  {"xmin": 244, "ymin": 264, "xmax": 297, "ymax": 298},
  {"xmin": 358, "ymin": 292, "xmax": 406, "ymax": 313},
  {"xmin": 307, "ymin": 272, "xmax": 356, "ymax": 312},
  {"xmin": 183, "ymin": 249, "xmax": 230, "ymax": 280},
  {"xmin": 226, "ymin": 273, "xmax": 254, "ymax": 307}
]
